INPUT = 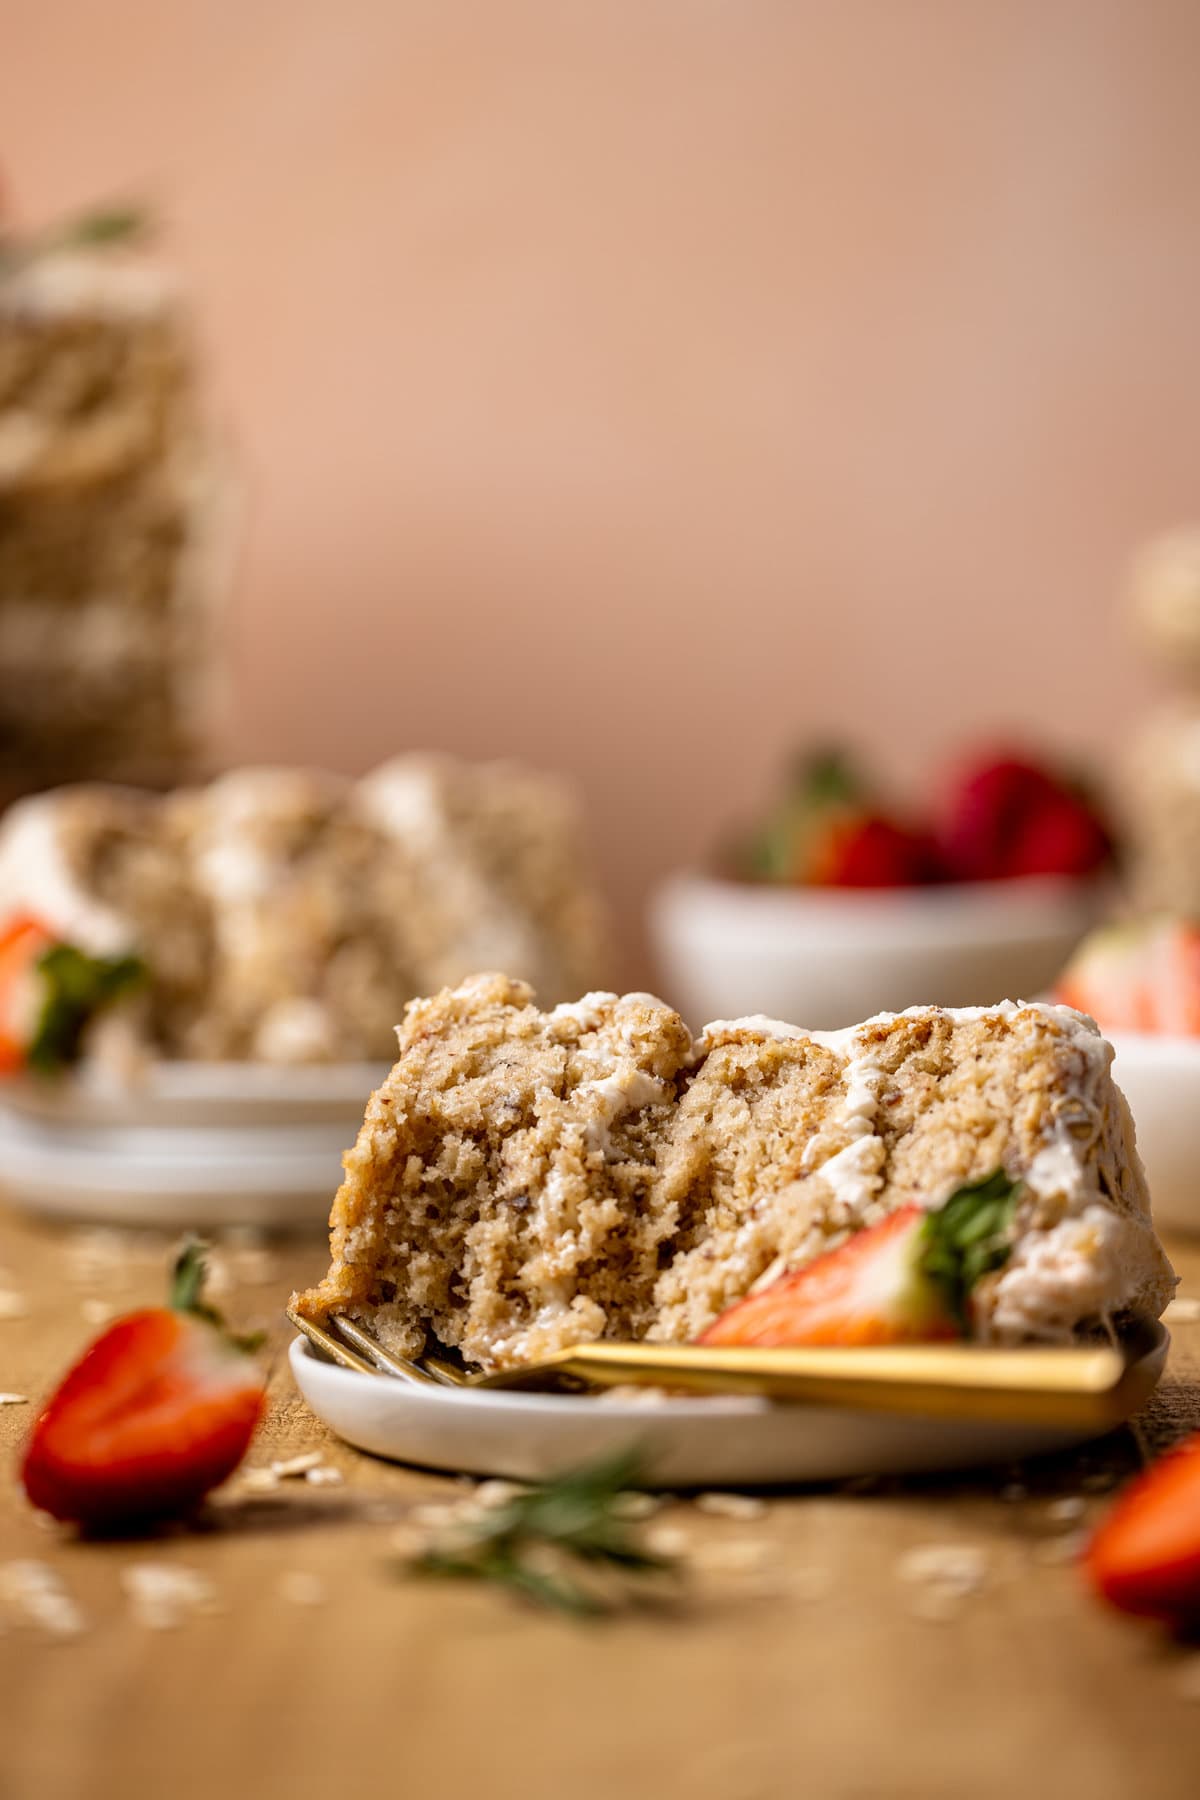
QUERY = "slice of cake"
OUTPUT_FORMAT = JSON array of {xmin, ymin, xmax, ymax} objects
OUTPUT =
[
  {"xmin": 0, "ymin": 758, "xmax": 608, "ymax": 1067},
  {"xmin": 294, "ymin": 975, "xmax": 1175, "ymax": 1368},
  {"xmin": 0, "ymin": 217, "xmax": 231, "ymax": 800}
]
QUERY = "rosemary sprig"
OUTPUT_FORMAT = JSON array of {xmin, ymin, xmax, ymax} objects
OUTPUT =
[{"xmin": 405, "ymin": 1449, "xmax": 677, "ymax": 1617}]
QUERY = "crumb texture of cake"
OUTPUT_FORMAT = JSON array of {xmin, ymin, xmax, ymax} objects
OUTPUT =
[
  {"xmin": 295, "ymin": 981, "xmax": 1176, "ymax": 1367},
  {"xmin": 0, "ymin": 758, "xmax": 607, "ymax": 1064},
  {"xmin": 0, "ymin": 240, "xmax": 229, "ymax": 797}
]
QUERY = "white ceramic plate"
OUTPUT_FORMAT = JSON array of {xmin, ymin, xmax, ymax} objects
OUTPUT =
[
  {"xmin": 0, "ymin": 1061, "xmax": 387, "ymax": 1230},
  {"xmin": 650, "ymin": 872, "xmax": 1105, "ymax": 1030},
  {"xmin": 288, "ymin": 1328, "xmax": 1168, "ymax": 1488},
  {"xmin": 1109, "ymin": 1030, "xmax": 1200, "ymax": 1237}
]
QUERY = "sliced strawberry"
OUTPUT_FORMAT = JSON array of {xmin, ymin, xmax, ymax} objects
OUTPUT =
[
  {"xmin": 1085, "ymin": 1434, "xmax": 1200, "ymax": 1623},
  {"xmin": 0, "ymin": 913, "xmax": 57, "ymax": 1072},
  {"xmin": 699, "ymin": 1171, "xmax": 1021, "ymax": 1347},
  {"xmin": 21, "ymin": 1242, "xmax": 265, "ymax": 1530},
  {"xmin": 1055, "ymin": 918, "xmax": 1200, "ymax": 1037}
]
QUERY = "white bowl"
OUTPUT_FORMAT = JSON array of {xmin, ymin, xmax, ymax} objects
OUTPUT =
[
  {"xmin": 1109, "ymin": 1032, "xmax": 1200, "ymax": 1237},
  {"xmin": 649, "ymin": 872, "xmax": 1104, "ymax": 1030}
]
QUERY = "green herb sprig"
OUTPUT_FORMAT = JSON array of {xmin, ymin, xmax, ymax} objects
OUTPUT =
[{"xmin": 406, "ymin": 1450, "xmax": 677, "ymax": 1617}]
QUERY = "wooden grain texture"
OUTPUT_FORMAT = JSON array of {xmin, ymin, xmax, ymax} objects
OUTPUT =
[{"xmin": 2, "ymin": 1207, "xmax": 1199, "ymax": 1800}]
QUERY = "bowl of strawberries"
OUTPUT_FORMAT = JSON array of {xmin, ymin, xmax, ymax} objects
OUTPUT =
[
  {"xmin": 651, "ymin": 748, "xmax": 1114, "ymax": 1031},
  {"xmin": 1055, "ymin": 917, "xmax": 1200, "ymax": 1236}
]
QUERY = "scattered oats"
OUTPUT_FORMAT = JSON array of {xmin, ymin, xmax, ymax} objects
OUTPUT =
[
  {"xmin": 1174, "ymin": 1654, "xmax": 1200, "ymax": 1703},
  {"xmin": 896, "ymin": 1544, "xmax": 989, "ymax": 1596},
  {"xmin": 0, "ymin": 1291, "xmax": 29, "ymax": 1322},
  {"xmin": 30, "ymin": 1511, "xmax": 59, "ymax": 1534},
  {"xmin": 411, "ymin": 1502, "xmax": 463, "ymax": 1528},
  {"xmin": 278, "ymin": 1570, "xmax": 325, "ymax": 1607},
  {"xmin": 473, "ymin": 1480, "xmax": 524, "ymax": 1510},
  {"xmin": 612, "ymin": 1491, "xmax": 662, "ymax": 1521},
  {"xmin": 1081, "ymin": 1471, "xmax": 1117, "ymax": 1493},
  {"xmin": 0, "ymin": 1560, "xmax": 85, "ymax": 1637},
  {"xmin": 1000, "ymin": 1482, "xmax": 1028, "ymax": 1503},
  {"xmin": 646, "ymin": 1524, "xmax": 691, "ymax": 1558},
  {"xmin": 304, "ymin": 1464, "xmax": 343, "ymax": 1487},
  {"xmin": 1046, "ymin": 1496, "xmax": 1087, "ymax": 1524},
  {"xmin": 79, "ymin": 1298, "xmax": 116, "ymax": 1326},
  {"xmin": 121, "ymin": 1563, "xmax": 217, "ymax": 1630},
  {"xmin": 269, "ymin": 1452, "xmax": 322, "ymax": 1480},
  {"xmin": 0, "ymin": 1393, "xmax": 27, "ymax": 1406},
  {"xmin": 1164, "ymin": 1296, "xmax": 1200, "ymax": 1324},
  {"xmin": 695, "ymin": 1492, "xmax": 768, "ymax": 1521},
  {"xmin": 239, "ymin": 1466, "xmax": 282, "ymax": 1496},
  {"xmin": 1031, "ymin": 1529, "xmax": 1091, "ymax": 1566},
  {"xmin": 692, "ymin": 1538, "xmax": 771, "ymax": 1575}
]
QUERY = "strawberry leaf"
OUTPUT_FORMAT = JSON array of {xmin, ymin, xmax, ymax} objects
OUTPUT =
[
  {"xmin": 25, "ymin": 944, "xmax": 145, "ymax": 1075},
  {"xmin": 919, "ymin": 1170, "xmax": 1023, "ymax": 1325}
]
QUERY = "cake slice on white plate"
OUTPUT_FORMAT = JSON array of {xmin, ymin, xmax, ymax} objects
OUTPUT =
[{"xmin": 295, "ymin": 975, "xmax": 1174, "ymax": 1370}]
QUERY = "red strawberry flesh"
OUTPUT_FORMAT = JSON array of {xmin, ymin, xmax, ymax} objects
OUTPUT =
[{"xmin": 1086, "ymin": 1436, "xmax": 1200, "ymax": 1622}]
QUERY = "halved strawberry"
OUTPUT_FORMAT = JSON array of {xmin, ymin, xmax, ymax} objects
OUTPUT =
[
  {"xmin": 1085, "ymin": 1434, "xmax": 1200, "ymax": 1623},
  {"xmin": 0, "ymin": 911, "xmax": 143, "ymax": 1076},
  {"xmin": 21, "ymin": 1242, "xmax": 265, "ymax": 1530},
  {"xmin": 699, "ymin": 1171, "xmax": 1021, "ymax": 1347},
  {"xmin": 1054, "ymin": 918, "xmax": 1200, "ymax": 1036}
]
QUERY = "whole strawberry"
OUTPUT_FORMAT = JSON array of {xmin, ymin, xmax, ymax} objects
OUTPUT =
[
  {"xmin": 938, "ymin": 755, "xmax": 1112, "ymax": 883},
  {"xmin": 22, "ymin": 1242, "xmax": 265, "ymax": 1530}
]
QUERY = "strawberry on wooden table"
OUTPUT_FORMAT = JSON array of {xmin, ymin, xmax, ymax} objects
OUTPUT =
[
  {"xmin": 1086, "ymin": 1434, "xmax": 1200, "ymax": 1624},
  {"xmin": 699, "ymin": 1171, "xmax": 1022, "ymax": 1347},
  {"xmin": 21, "ymin": 1242, "xmax": 265, "ymax": 1531}
]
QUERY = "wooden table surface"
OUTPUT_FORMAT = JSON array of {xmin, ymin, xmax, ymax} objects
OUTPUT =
[{"xmin": 2, "ymin": 1206, "xmax": 1199, "ymax": 1800}]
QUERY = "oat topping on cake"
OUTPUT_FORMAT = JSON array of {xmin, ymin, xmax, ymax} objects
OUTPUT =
[{"xmin": 294, "ymin": 978, "xmax": 1175, "ymax": 1367}]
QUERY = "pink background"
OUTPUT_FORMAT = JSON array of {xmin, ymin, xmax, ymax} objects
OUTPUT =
[{"xmin": 7, "ymin": 2, "xmax": 1200, "ymax": 977}]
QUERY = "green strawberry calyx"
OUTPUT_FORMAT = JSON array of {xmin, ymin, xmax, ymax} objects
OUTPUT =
[
  {"xmin": 26, "ymin": 942, "xmax": 146, "ymax": 1076},
  {"xmin": 918, "ymin": 1170, "xmax": 1024, "ymax": 1327},
  {"xmin": 169, "ymin": 1240, "xmax": 265, "ymax": 1356}
]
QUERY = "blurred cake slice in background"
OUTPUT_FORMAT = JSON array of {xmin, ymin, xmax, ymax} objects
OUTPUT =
[
  {"xmin": 0, "ymin": 204, "xmax": 233, "ymax": 799},
  {"xmin": 357, "ymin": 754, "xmax": 606, "ymax": 1005},
  {"xmin": 0, "ymin": 758, "xmax": 609, "ymax": 1070},
  {"xmin": 295, "ymin": 977, "xmax": 1173, "ymax": 1370}
]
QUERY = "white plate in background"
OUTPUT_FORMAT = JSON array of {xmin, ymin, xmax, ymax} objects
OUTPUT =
[
  {"xmin": 0, "ymin": 1061, "xmax": 387, "ymax": 1230},
  {"xmin": 289, "ymin": 1326, "xmax": 1167, "ymax": 1488}
]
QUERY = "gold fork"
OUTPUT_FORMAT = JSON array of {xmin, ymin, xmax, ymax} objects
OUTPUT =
[{"xmin": 286, "ymin": 1307, "xmax": 1165, "ymax": 1429}]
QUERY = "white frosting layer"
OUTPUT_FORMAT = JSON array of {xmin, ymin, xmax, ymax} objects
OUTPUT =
[
  {"xmin": 0, "ymin": 795, "xmax": 131, "ymax": 955},
  {"xmin": 0, "ymin": 252, "xmax": 177, "ymax": 320}
]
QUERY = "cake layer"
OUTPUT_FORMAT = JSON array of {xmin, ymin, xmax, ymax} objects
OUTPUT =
[{"xmin": 295, "ymin": 975, "xmax": 1175, "ymax": 1368}]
